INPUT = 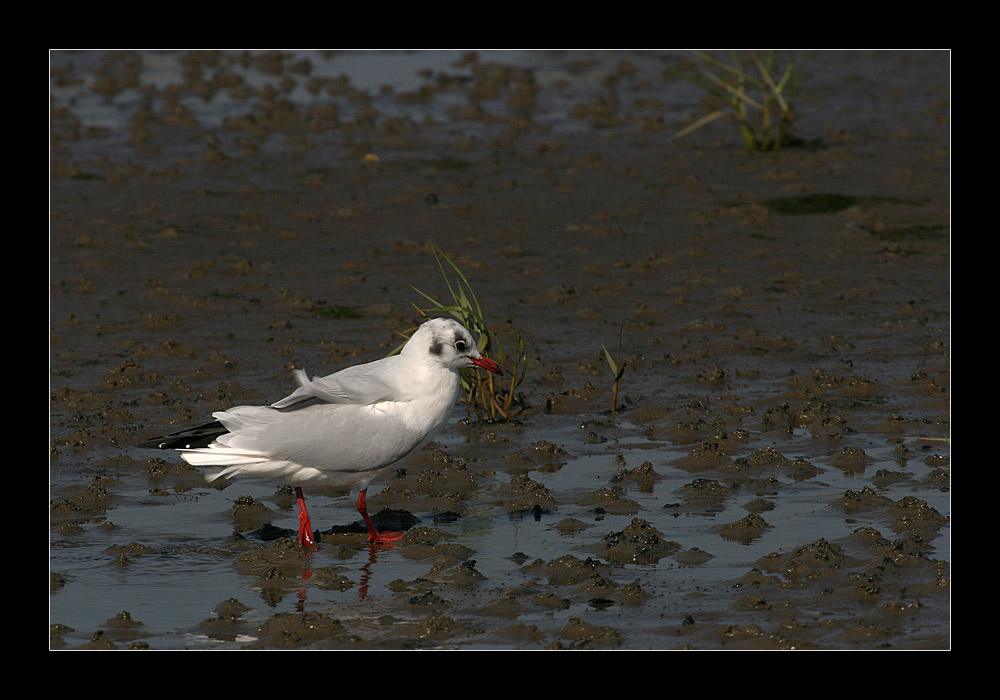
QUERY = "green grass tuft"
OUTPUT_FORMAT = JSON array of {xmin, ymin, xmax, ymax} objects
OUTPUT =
[{"xmin": 675, "ymin": 50, "xmax": 801, "ymax": 153}]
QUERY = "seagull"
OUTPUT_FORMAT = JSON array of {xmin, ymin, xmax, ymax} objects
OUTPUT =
[{"xmin": 139, "ymin": 318, "xmax": 502, "ymax": 546}]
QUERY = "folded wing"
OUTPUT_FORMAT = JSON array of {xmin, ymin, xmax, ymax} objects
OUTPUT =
[{"xmin": 270, "ymin": 357, "xmax": 403, "ymax": 410}]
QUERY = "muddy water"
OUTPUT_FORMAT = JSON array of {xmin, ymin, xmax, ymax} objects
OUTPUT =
[{"xmin": 49, "ymin": 50, "xmax": 950, "ymax": 650}]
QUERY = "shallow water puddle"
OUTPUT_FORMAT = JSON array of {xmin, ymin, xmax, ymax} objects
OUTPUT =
[{"xmin": 50, "ymin": 411, "xmax": 949, "ymax": 649}]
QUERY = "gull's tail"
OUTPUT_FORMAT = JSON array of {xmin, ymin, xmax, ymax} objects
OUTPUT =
[{"xmin": 179, "ymin": 446, "xmax": 272, "ymax": 483}]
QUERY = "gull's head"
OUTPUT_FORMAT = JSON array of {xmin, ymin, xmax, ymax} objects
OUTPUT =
[{"xmin": 406, "ymin": 318, "xmax": 502, "ymax": 375}]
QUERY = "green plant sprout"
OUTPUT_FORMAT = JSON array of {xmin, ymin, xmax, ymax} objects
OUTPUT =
[
  {"xmin": 396, "ymin": 242, "xmax": 527, "ymax": 422},
  {"xmin": 674, "ymin": 50, "xmax": 801, "ymax": 152},
  {"xmin": 602, "ymin": 321, "xmax": 627, "ymax": 415}
]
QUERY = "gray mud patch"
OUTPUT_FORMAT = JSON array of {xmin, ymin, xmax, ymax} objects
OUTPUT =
[{"xmin": 51, "ymin": 50, "xmax": 949, "ymax": 649}]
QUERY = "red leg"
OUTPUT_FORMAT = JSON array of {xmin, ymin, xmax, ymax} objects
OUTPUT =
[
  {"xmin": 295, "ymin": 487, "xmax": 316, "ymax": 547},
  {"xmin": 357, "ymin": 489, "xmax": 404, "ymax": 543}
]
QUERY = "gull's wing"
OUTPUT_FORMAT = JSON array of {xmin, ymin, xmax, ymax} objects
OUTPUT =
[{"xmin": 270, "ymin": 356, "xmax": 404, "ymax": 410}]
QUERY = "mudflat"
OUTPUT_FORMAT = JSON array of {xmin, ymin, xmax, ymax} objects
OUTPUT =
[{"xmin": 50, "ymin": 50, "xmax": 950, "ymax": 650}]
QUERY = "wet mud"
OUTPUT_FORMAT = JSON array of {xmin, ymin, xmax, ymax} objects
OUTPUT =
[{"xmin": 50, "ymin": 50, "xmax": 950, "ymax": 649}]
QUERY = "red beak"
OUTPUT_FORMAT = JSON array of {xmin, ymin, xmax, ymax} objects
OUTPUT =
[{"xmin": 469, "ymin": 355, "xmax": 503, "ymax": 376}]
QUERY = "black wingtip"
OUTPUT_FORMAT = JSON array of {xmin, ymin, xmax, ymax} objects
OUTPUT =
[{"xmin": 137, "ymin": 420, "xmax": 227, "ymax": 450}]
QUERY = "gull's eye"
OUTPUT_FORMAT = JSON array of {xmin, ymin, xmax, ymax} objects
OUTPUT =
[{"xmin": 455, "ymin": 339, "xmax": 467, "ymax": 352}]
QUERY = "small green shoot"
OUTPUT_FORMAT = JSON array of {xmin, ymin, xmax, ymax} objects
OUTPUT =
[
  {"xmin": 675, "ymin": 50, "xmax": 801, "ymax": 153},
  {"xmin": 602, "ymin": 321, "xmax": 627, "ymax": 415}
]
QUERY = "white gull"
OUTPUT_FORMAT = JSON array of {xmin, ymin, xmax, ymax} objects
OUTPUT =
[{"xmin": 140, "ymin": 317, "xmax": 502, "ymax": 546}]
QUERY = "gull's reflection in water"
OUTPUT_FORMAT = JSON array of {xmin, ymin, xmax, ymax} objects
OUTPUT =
[{"xmin": 295, "ymin": 540, "xmax": 400, "ymax": 609}]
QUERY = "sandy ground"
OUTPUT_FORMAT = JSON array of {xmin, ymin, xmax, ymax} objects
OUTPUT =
[{"xmin": 49, "ymin": 50, "xmax": 950, "ymax": 650}]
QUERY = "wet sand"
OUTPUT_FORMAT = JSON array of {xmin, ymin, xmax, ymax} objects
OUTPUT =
[{"xmin": 50, "ymin": 50, "xmax": 950, "ymax": 649}]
